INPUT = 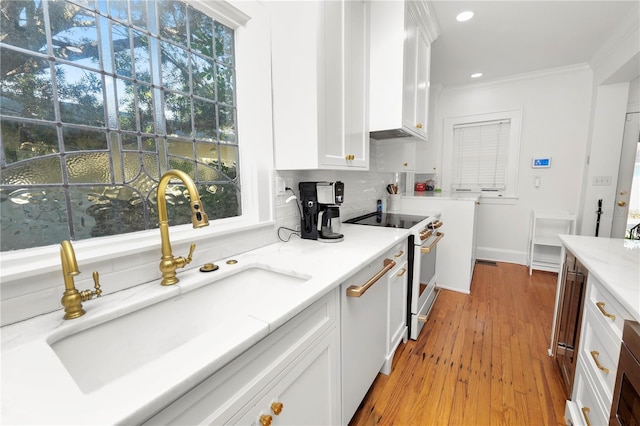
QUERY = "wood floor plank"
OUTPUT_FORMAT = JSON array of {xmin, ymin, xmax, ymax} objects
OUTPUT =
[{"xmin": 349, "ymin": 263, "xmax": 567, "ymax": 426}]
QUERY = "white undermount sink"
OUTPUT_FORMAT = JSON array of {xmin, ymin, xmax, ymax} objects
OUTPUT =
[{"xmin": 48, "ymin": 265, "xmax": 310, "ymax": 393}]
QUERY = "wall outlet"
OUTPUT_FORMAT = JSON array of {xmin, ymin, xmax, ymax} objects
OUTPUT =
[
  {"xmin": 592, "ymin": 176, "xmax": 612, "ymax": 186},
  {"xmin": 275, "ymin": 177, "xmax": 287, "ymax": 195}
]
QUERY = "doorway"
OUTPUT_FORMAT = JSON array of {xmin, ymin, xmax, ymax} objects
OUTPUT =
[{"xmin": 612, "ymin": 112, "xmax": 640, "ymax": 239}]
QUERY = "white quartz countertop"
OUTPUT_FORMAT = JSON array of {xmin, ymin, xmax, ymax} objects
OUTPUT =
[
  {"xmin": 1, "ymin": 224, "xmax": 410, "ymax": 425},
  {"xmin": 559, "ymin": 235, "xmax": 640, "ymax": 321}
]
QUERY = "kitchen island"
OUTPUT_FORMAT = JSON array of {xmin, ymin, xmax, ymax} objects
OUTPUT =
[
  {"xmin": 554, "ymin": 235, "xmax": 640, "ymax": 426},
  {"xmin": 1, "ymin": 224, "xmax": 410, "ymax": 425}
]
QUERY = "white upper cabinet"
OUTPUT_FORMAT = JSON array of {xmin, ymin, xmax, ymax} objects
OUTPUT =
[
  {"xmin": 270, "ymin": 1, "xmax": 370, "ymax": 170},
  {"xmin": 369, "ymin": 1, "xmax": 439, "ymax": 142}
]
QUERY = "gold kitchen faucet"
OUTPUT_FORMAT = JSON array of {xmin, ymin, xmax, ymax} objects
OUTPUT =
[
  {"xmin": 157, "ymin": 169, "xmax": 209, "ymax": 286},
  {"xmin": 60, "ymin": 240, "xmax": 102, "ymax": 320}
]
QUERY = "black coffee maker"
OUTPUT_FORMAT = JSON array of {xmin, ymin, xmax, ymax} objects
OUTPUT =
[{"xmin": 299, "ymin": 181, "xmax": 344, "ymax": 242}]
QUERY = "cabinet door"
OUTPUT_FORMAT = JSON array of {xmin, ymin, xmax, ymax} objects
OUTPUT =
[
  {"xmin": 402, "ymin": 7, "xmax": 418, "ymax": 133},
  {"xmin": 321, "ymin": 0, "xmax": 369, "ymax": 169},
  {"xmin": 233, "ymin": 330, "xmax": 340, "ymax": 426},
  {"xmin": 415, "ymin": 31, "xmax": 430, "ymax": 138},
  {"xmin": 375, "ymin": 140, "xmax": 416, "ymax": 172}
]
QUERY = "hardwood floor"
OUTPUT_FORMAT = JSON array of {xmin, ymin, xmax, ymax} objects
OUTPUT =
[{"xmin": 350, "ymin": 262, "xmax": 568, "ymax": 426}]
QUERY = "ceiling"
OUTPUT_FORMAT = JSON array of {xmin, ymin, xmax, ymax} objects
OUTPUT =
[{"xmin": 429, "ymin": 1, "xmax": 640, "ymax": 88}]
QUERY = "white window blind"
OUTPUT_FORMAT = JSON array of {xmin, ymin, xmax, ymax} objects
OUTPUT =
[{"xmin": 452, "ymin": 119, "xmax": 511, "ymax": 192}]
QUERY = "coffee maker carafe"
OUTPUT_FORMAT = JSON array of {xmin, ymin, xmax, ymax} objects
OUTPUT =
[{"xmin": 299, "ymin": 181, "xmax": 344, "ymax": 242}]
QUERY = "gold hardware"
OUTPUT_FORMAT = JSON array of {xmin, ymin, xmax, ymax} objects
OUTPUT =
[
  {"xmin": 226, "ymin": 259, "xmax": 238, "ymax": 265},
  {"xmin": 418, "ymin": 314, "xmax": 428, "ymax": 323},
  {"xmin": 259, "ymin": 414, "xmax": 272, "ymax": 426},
  {"xmin": 416, "ymin": 123, "xmax": 423, "ymax": 129},
  {"xmin": 596, "ymin": 302, "xmax": 616, "ymax": 321},
  {"xmin": 419, "ymin": 229, "xmax": 433, "ymax": 241},
  {"xmin": 345, "ymin": 154, "xmax": 355, "ymax": 160},
  {"xmin": 396, "ymin": 268, "xmax": 407, "ymax": 277},
  {"xmin": 199, "ymin": 263, "xmax": 219, "ymax": 272},
  {"xmin": 581, "ymin": 407, "xmax": 592, "ymax": 426},
  {"xmin": 620, "ymin": 190, "xmax": 628, "ymax": 195},
  {"xmin": 157, "ymin": 169, "xmax": 209, "ymax": 286},
  {"xmin": 430, "ymin": 220, "xmax": 443, "ymax": 229},
  {"xmin": 403, "ymin": 162, "xmax": 408, "ymax": 167},
  {"xmin": 394, "ymin": 250, "xmax": 404, "ymax": 258},
  {"xmin": 346, "ymin": 259, "xmax": 396, "ymax": 297},
  {"xmin": 271, "ymin": 402, "xmax": 283, "ymax": 415},
  {"xmin": 475, "ymin": 201, "xmax": 480, "ymax": 205},
  {"xmin": 590, "ymin": 351, "xmax": 610, "ymax": 374},
  {"xmin": 421, "ymin": 232, "xmax": 444, "ymax": 254},
  {"xmin": 618, "ymin": 200, "xmax": 627, "ymax": 207},
  {"xmin": 60, "ymin": 241, "xmax": 102, "ymax": 320}
]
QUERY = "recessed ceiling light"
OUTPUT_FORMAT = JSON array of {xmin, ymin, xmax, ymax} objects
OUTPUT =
[
  {"xmin": 470, "ymin": 72, "xmax": 483, "ymax": 79},
  {"xmin": 456, "ymin": 11, "xmax": 474, "ymax": 22}
]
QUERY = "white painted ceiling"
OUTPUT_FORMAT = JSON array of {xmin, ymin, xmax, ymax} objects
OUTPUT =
[{"xmin": 429, "ymin": 1, "xmax": 640, "ymax": 88}]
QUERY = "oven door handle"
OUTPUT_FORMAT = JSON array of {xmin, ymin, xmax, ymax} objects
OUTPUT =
[
  {"xmin": 346, "ymin": 259, "xmax": 396, "ymax": 298},
  {"xmin": 420, "ymin": 232, "xmax": 444, "ymax": 254}
]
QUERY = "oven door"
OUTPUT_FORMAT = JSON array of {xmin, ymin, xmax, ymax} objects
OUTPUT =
[{"xmin": 410, "ymin": 231, "xmax": 444, "ymax": 340}]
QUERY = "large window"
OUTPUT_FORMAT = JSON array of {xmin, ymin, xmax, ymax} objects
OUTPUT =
[
  {"xmin": 443, "ymin": 110, "xmax": 522, "ymax": 198},
  {"xmin": 0, "ymin": 0, "xmax": 240, "ymax": 251}
]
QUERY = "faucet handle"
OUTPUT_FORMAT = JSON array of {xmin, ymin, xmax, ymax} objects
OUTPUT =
[
  {"xmin": 92, "ymin": 271, "xmax": 103, "ymax": 297},
  {"xmin": 184, "ymin": 243, "xmax": 196, "ymax": 265},
  {"xmin": 79, "ymin": 271, "xmax": 102, "ymax": 301}
]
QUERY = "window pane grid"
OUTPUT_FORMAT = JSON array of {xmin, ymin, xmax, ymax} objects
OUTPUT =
[{"xmin": 0, "ymin": 0, "xmax": 240, "ymax": 251}]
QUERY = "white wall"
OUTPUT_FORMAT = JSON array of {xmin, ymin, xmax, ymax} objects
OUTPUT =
[{"xmin": 428, "ymin": 66, "xmax": 594, "ymax": 264}]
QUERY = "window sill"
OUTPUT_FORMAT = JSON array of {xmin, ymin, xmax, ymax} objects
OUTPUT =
[
  {"xmin": 0, "ymin": 217, "xmax": 276, "ymax": 283},
  {"xmin": 478, "ymin": 195, "xmax": 519, "ymax": 205}
]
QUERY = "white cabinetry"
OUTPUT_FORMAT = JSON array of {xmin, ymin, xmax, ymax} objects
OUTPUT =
[
  {"xmin": 340, "ymin": 248, "xmax": 398, "ymax": 424},
  {"xmin": 565, "ymin": 275, "xmax": 631, "ymax": 426},
  {"xmin": 369, "ymin": 1, "xmax": 439, "ymax": 141},
  {"xmin": 144, "ymin": 290, "xmax": 340, "ymax": 426},
  {"xmin": 382, "ymin": 241, "xmax": 409, "ymax": 375},
  {"xmin": 270, "ymin": 1, "xmax": 370, "ymax": 170},
  {"xmin": 375, "ymin": 140, "xmax": 416, "ymax": 172},
  {"xmin": 528, "ymin": 211, "xmax": 576, "ymax": 275}
]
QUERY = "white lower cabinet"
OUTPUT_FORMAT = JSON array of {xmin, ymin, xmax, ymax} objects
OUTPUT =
[
  {"xmin": 382, "ymin": 242, "xmax": 408, "ymax": 375},
  {"xmin": 564, "ymin": 273, "xmax": 631, "ymax": 425},
  {"xmin": 143, "ymin": 290, "xmax": 340, "ymax": 426}
]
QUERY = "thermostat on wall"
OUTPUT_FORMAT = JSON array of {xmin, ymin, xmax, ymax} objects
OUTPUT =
[{"xmin": 532, "ymin": 157, "xmax": 551, "ymax": 168}]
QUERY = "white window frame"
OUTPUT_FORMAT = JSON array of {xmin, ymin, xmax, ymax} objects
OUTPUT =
[
  {"xmin": 442, "ymin": 109, "xmax": 523, "ymax": 200},
  {"xmin": 0, "ymin": 0, "xmax": 275, "ymax": 278}
]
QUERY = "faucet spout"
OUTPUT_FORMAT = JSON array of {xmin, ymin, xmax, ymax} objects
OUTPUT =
[{"xmin": 157, "ymin": 169, "xmax": 209, "ymax": 286}]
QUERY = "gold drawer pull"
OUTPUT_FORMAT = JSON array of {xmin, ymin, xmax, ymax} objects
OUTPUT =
[
  {"xmin": 271, "ymin": 401, "xmax": 283, "ymax": 415},
  {"xmin": 590, "ymin": 351, "xmax": 610, "ymax": 374},
  {"xmin": 581, "ymin": 407, "xmax": 592, "ymax": 426},
  {"xmin": 394, "ymin": 250, "xmax": 404, "ymax": 258},
  {"xmin": 416, "ymin": 123, "xmax": 423, "ymax": 129},
  {"xmin": 346, "ymin": 259, "xmax": 396, "ymax": 297},
  {"xmin": 596, "ymin": 302, "xmax": 616, "ymax": 321},
  {"xmin": 396, "ymin": 267, "xmax": 407, "ymax": 277}
]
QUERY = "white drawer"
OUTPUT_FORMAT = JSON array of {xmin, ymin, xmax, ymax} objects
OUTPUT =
[
  {"xmin": 571, "ymin": 358, "xmax": 608, "ymax": 426},
  {"xmin": 388, "ymin": 241, "xmax": 408, "ymax": 265},
  {"xmin": 586, "ymin": 275, "xmax": 628, "ymax": 339},
  {"xmin": 580, "ymin": 302, "xmax": 621, "ymax": 404}
]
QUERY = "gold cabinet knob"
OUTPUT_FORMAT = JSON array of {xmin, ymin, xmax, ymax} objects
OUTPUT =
[
  {"xmin": 271, "ymin": 401, "xmax": 284, "ymax": 415},
  {"xmin": 403, "ymin": 162, "xmax": 408, "ymax": 167},
  {"xmin": 345, "ymin": 154, "xmax": 355, "ymax": 160},
  {"xmin": 416, "ymin": 123, "xmax": 423, "ymax": 129},
  {"xmin": 259, "ymin": 414, "xmax": 272, "ymax": 426},
  {"xmin": 618, "ymin": 200, "xmax": 627, "ymax": 207}
]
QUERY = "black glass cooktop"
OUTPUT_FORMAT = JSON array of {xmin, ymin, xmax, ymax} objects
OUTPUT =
[{"xmin": 345, "ymin": 212, "xmax": 428, "ymax": 229}]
